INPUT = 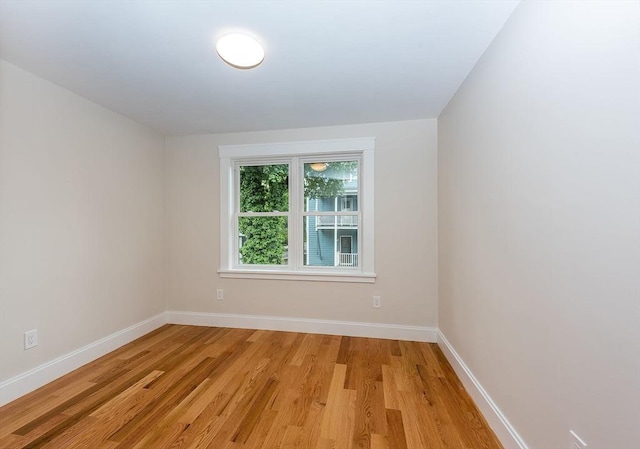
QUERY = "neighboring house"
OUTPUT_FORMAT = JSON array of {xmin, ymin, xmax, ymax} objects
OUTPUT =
[{"xmin": 305, "ymin": 175, "xmax": 358, "ymax": 267}]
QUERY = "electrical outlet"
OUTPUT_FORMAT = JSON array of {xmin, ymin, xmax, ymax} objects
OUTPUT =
[
  {"xmin": 373, "ymin": 295, "xmax": 381, "ymax": 308},
  {"xmin": 24, "ymin": 329, "xmax": 38, "ymax": 350},
  {"xmin": 216, "ymin": 289, "xmax": 224, "ymax": 300},
  {"xmin": 570, "ymin": 430, "xmax": 587, "ymax": 449}
]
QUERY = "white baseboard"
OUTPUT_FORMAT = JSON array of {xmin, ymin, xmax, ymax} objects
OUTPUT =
[
  {"xmin": 0, "ymin": 312, "xmax": 168, "ymax": 406},
  {"xmin": 167, "ymin": 311, "xmax": 438, "ymax": 343},
  {"xmin": 437, "ymin": 331, "xmax": 529, "ymax": 449}
]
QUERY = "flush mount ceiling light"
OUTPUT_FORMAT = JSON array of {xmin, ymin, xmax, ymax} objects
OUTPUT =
[
  {"xmin": 216, "ymin": 33, "xmax": 264, "ymax": 69},
  {"xmin": 309, "ymin": 163, "xmax": 328, "ymax": 172}
]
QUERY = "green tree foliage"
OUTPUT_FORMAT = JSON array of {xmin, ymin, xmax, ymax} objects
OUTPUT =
[{"xmin": 238, "ymin": 161, "xmax": 357, "ymax": 265}]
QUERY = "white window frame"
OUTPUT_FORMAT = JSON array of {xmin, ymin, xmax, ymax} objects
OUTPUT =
[{"xmin": 219, "ymin": 137, "xmax": 375, "ymax": 283}]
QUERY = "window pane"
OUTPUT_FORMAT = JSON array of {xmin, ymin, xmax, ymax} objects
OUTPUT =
[
  {"xmin": 303, "ymin": 216, "xmax": 359, "ymax": 267},
  {"xmin": 238, "ymin": 216, "xmax": 288, "ymax": 265},
  {"xmin": 304, "ymin": 161, "xmax": 358, "ymax": 212},
  {"xmin": 240, "ymin": 164, "xmax": 289, "ymax": 212}
]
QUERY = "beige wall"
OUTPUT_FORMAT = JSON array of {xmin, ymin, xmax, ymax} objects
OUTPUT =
[
  {"xmin": 167, "ymin": 119, "xmax": 437, "ymax": 327},
  {"xmin": 0, "ymin": 61, "xmax": 166, "ymax": 381},
  {"xmin": 438, "ymin": 1, "xmax": 639, "ymax": 448}
]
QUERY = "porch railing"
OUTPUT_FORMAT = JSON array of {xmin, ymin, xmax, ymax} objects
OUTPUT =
[
  {"xmin": 316, "ymin": 215, "xmax": 358, "ymax": 228},
  {"xmin": 337, "ymin": 252, "xmax": 358, "ymax": 267}
]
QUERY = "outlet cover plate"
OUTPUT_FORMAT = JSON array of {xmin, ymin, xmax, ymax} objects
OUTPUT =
[{"xmin": 24, "ymin": 329, "xmax": 38, "ymax": 350}]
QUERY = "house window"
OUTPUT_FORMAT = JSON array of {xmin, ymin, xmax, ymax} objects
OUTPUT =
[
  {"xmin": 219, "ymin": 137, "xmax": 375, "ymax": 283},
  {"xmin": 341, "ymin": 196, "xmax": 354, "ymax": 211}
]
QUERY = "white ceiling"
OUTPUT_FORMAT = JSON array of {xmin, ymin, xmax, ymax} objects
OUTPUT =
[{"xmin": 0, "ymin": 0, "xmax": 519, "ymax": 136}]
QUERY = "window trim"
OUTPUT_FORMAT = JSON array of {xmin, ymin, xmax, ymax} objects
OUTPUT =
[{"xmin": 219, "ymin": 137, "xmax": 376, "ymax": 283}]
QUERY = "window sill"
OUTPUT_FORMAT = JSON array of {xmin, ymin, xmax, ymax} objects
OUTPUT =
[{"xmin": 218, "ymin": 269, "xmax": 377, "ymax": 283}]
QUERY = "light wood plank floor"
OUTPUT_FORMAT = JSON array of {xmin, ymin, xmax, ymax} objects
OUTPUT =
[{"xmin": 0, "ymin": 325, "xmax": 502, "ymax": 448}]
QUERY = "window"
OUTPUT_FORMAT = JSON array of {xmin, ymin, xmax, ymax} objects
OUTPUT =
[
  {"xmin": 219, "ymin": 137, "xmax": 375, "ymax": 282},
  {"xmin": 341, "ymin": 196, "xmax": 354, "ymax": 211}
]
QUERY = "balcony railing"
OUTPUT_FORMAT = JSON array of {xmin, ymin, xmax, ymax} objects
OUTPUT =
[
  {"xmin": 338, "ymin": 252, "xmax": 358, "ymax": 267},
  {"xmin": 316, "ymin": 215, "xmax": 358, "ymax": 228}
]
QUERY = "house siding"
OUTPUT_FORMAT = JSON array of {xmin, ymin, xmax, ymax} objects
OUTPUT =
[{"xmin": 306, "ymin": 196, "xmax": 358, "ymax": 267}]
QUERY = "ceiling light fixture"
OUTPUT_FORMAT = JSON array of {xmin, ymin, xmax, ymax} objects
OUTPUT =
[
  {"xmin": 216, "ymin": 33, "xmax": 264, "ymax": 69},
  {"xmin": 309, "ymin": 163, "xmax": 328, "ymax": 172}
]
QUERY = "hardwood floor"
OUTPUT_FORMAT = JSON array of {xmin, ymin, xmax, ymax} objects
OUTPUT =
[{"xmin": 0, "ymin": 325, "xmax": 502, "ymax": 448}]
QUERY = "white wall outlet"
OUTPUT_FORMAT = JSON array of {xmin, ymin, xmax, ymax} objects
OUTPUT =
[
  {"xmin": 372, "ymin": 295, "xmax": 381, "ymax": 308},
  {"xmin": 216, "ymin": 289, "xmax": 224, "ymax": 300},
  {"xmin": 24, "ymin": 329, "xmax": 38, "ymax": 350},
  {"xmin": 570, "ymin": 430, "xmax": 587, "ymax": 449}
]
